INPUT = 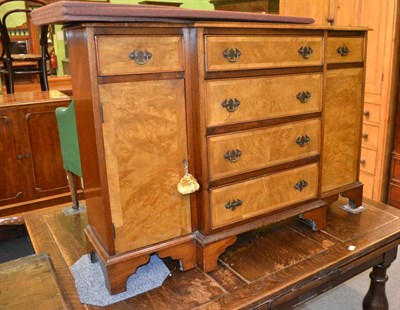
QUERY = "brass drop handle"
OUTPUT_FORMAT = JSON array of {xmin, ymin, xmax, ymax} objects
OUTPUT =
[
  {"xmin": 363, "ymin": 110, "xmax": 370, "ymax": 117},
  {"xmin": 298, "ymin": 46, "xmax": 313, "ymax": 59},
  {"xmin": 296, "ymin": 135, "xmax": 311, "ymax": 147},
  {"xmin": 0, "ymin": 115, "xmax": 10, "ymax": 123},
  {"xmin": 225, "ymin": 199, "xmax": 242, "ymax": 211},
  {"xmin": 222, "ymin": 48, "xmax": 241, "ymax": 63},
  {"xmin": 221, "ymin": 98, "xmax": 240, "ymax": 112},
  {"xmin": 336, "ymin": 46, "xmax": 349, "ymax": 57},
  {"xmin": 294, "ymin": 180, "xmax": 308, "ymax": 192},
  {"xmin": 128, "ymin": 50, "xmax": 152, "ymax": 65},
  {"xmin": 296, "ymin": 91, "xmax": 311, "ymax": 103},
  {"xmin": 360, "ymin": 157, "xmax": 366, "ymax": 165},
  {"xmin": 224, "ymin": 149, "xmax": 242, "ymax": 162},
  {"xmin": 362, "ymin": 132, "xmax": 369, "ymax": 139}
]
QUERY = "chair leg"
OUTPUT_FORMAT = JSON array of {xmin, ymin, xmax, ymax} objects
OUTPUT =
[
  {"xmin": 66, "ymin": 170, "xmax": 79, "ymax": 209},
  {"xmin": 5, "ymin": 62, "xmax": 14, "ymax": 94},
  {"xmin": 39, "ymin": 59, "xmax": 49, "ymax": 91}
]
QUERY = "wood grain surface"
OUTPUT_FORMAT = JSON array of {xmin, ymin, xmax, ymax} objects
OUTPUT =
[
  {"xmin": 0, "ymin": 254, "xmax": 67, "ymax": 309},
  {"xmin": 205, "ymin": 73, "xmax": 322, "ymax": 127},
  {"xmin": 205, "ymin": 36, "xmax": 323, "ymax": 71},
  {"xmin": 96, "ymin": 35, "xmax": 184, "ymax": 76},
  {"xmin": 99, "ymin": 80, "xmax": 191, "ymax": 253},
  {"xmin": 21, "ymin": 198, "xmax": 400, "ymax": 309},
  {"xmin": 208, "ymin": 119, "xmax": 320, "ymax": 180},
  {"xmin": 321, "ymin": 68, "xmax": 363, "ymax": 193},
  {"xmin": 210, "ymin": 163, "xmax": 318, "ymax": 228}
]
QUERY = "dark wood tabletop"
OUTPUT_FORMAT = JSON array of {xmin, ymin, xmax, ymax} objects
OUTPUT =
[{"xmin": 15, "ymin": 197, "xmax": 400, "ymax": 309}]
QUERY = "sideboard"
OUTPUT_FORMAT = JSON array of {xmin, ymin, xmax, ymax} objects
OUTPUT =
[{"xmin": 32, "ymin": 1, "xmax": 368, "ymax": 294}]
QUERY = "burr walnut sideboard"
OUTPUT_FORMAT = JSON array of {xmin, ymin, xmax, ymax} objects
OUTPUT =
[{"xmin": 32, "ymin": 1, "xmax": 368, "ymax": 294}]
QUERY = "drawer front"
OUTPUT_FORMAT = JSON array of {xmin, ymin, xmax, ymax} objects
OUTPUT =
[
  {"xmin": 208, "ymin": 119, "xmax": 320, "ymax": 180},
  {"xmin": 360, "ymin": 147, "xmax": 376, "ymax": 175},
  {"xmin": 206, "ymin": 73, "xmax": 322, "ymax": 127},
  {"xmin": 363, "ymin": 103, "xmax": 380, "ymax": 124},
  {"xmin": 210, "ymin": 163, "xmax": 318, "ymax": 228},
  {"xmin": 388, "ymin": 183, "xmax": 400, "ymax": 208},
  {"xmin": 361, "ymin": 124, "xmax": 379, "ymax": 149},
  {"xmin": 327, "ymin": 37, "xmax": 364, "ymax": 63},
  {"xmin": 359, "ymin": 172, "xmax": 374, "ymax": 199},
  {"xmin": 205, "ymin": 36, "xmax": 323, "ymax": 72},
  {"xmin": 96, "ymin": 35, "xmax": 184, "ymax": 76}
]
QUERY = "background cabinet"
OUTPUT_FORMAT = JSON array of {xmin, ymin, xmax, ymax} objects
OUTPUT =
[
  {"xmin": 281, "ymin": 0, "xmax": 400, "ymax": 203},
  {"xmin": 0, "ymin": 91, "xmax": 72, "ymax": 216}
]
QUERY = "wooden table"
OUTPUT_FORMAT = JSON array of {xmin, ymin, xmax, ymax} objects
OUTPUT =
[{"xmin": 15, "ymin": 198, "xmax": 399, "ymax": 309}]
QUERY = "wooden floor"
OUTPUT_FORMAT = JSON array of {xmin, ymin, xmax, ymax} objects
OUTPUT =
[{"xmin": 5, "ymin": 198, "xmax": 400, "ymax": 309}]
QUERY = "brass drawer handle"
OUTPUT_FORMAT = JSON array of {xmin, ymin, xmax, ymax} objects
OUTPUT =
[
  {"xmin": 225, "ymin": 199, "xmax": 242, "ymax": 211},
  {"xmin": 224, "ymin": 149, "xmax": 242, "ymax": 162},
  {"xmin": 363, "ymin": 110, "xmax": 370, "ymax": 117},
  {"xmin": 336, "ymin": 46, "xmax": 349, "ymax": 57},
  {"xmin": 362, "ymin": 132, "xmax": 369, "ymax": 139},
  {"xmin": 128, "ymin": 50, "xmax": 152, "ymax": 65},
  {"xmin": 296, "ymin": 91, "xmax": 311, "ymax": 103},
  {"xmin": 360, "ymin": 157, "xmax": 366, "ymax": 165},
  {"xmin": 298, "ymin": 46, "xmax": 313, "ymax": 59},
  {"xmin": 222, "ymin": 48, "xmax": 241, "ymax": 63},
  {"xmin": 296, "ymin": 135, "xmax": 311, "ymax": 147},
  {"xmin": 221, "ymin": 98, "xmax": 240, "ymax": 112},
  {"xmin": 0, "ymin": 116, "xmax": 10, "ymax": 123},
  {"xmin": 294, "ymin": 180, "xmax": 308, "ymax": 192}
]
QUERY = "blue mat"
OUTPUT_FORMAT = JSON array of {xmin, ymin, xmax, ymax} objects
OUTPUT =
[{"xmin": 71, "ymin": 254, "xmax": 170, "ymax": 306}]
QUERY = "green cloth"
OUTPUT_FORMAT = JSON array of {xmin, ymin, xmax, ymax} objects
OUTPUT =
[{"xmin": 55, "ymin": 101, "xmax": 82, "ymax": 177}]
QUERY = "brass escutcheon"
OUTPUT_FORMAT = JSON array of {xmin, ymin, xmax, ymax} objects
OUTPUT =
[
  {"xmin": 296, "ymin": 135, "xmax": 311, "ymax": 147},
  {"xmin": 128, "ymin": 50, "xmax": 152, "ymax": 65},
  {"xmin": 222, "ymin": 48, "xmax": 241, "ymax": 63},
  {"xmin": 225, "ymin": 199, "xmax": 243, "ymax": 211},
  {"xmin": 221, "ymin": 98, "xmax": 240, "ymax": 112},
  {"xmin": 298, "ymin": 46, "xmax": 313, "ymax": 59},
  {"xmin": 224, "ymin": 149, "xmax": 242, "ymax": 162},
  {"xmin": 296, "ymin": 91, "xmax": 311, "ymax": 103},
  {"xmin": 336, "ymin": 46, "xmax": 349, "ymax": 57},
  {"xmin": 294, "ymin": 180, "xmax": 308, "ymax": 192}
]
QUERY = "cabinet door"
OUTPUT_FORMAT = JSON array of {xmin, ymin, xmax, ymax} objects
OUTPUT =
[
  {"xmin": 322, "ymin": 68, "xmax": 364, "ymax": 193},
  {"xmin": 0, "ymin": 111, "xmax": 25, "ymax": 205},
  {"xmin": 19, "ymin": 105, "xmax": 69, "ymax": 198},
  {"xmin": 99, "ymin": 79, "xmax": 191, "ymax": 253}
]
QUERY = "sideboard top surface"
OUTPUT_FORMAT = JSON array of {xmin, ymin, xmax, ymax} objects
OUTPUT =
[{"xmin": 31, "ymin": 1, "xmax": 369, "ymax": 31}]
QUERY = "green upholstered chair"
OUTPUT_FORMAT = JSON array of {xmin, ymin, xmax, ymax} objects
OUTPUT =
[{"xmin": 55, "ymin": 100, "xmax": 83, "ymax": 212}]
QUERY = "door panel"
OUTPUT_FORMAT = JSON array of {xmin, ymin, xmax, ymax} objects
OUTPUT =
[
  {"xmin": 322, "ymin": 68, "xmax": 363, "ymax": 193},
  {"xmin": 0, "ymin": 111, "xmax": 25, "ymax": 205},
  {"xmin": 22, "ymin": 107, "xmax": 69, "ymax": 196},
  {"xmin": 99, "ymin": 79, "xmax": 191, "ymax": 253}
]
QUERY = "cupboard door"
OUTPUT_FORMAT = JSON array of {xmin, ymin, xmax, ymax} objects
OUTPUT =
[
  {"xmin": 99, "ymin": 79, "xmax": 191, "ymax": 253},
  {"xmin": 0, "ymin": 111, "xmax": 25, "ymax": 205},
  {"xmin": 21, "ymin": 106, "xmax": 69, "ymax": 198},
  {"xmin": 322, "ymin": 68, "xmax": 363, "ymax": 193}
]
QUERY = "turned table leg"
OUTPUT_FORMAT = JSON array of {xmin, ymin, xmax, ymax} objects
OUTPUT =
[{"xmin": 362, "ymin": 247, "xmax": 398, "ymax": 310}]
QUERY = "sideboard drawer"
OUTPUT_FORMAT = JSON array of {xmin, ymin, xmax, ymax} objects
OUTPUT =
[
  {"xmin": 363, "ymin": 103, "xmax": 380, "ymax": 124},
  {"xmin": 327, "ymin": 37, "xmax": 364, "ymax": 63},
  {"xmin": 360, "ymin": 147, "xmax": 377, "ymax": 175},
  {"xmin": 208, "ymin": 119, "xmax": 320, "ymax": 180},
  {"xmin": 205, "ymin": 36, "xmax": 323, "ymax": 72},
  {"xmin": 361, "ymin": 124, "xmax": 379, "ymax": 149},
  {"xmin": 205, "ymin": 73, "xmax": 322, "ymax": 127},
  {"xmin": 210, "ymin": 163, "xmax": 318, "ymax": 228},
  {"xmin": 96, "ymin": 35, "xmax": 184, "ymax": 76}
]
